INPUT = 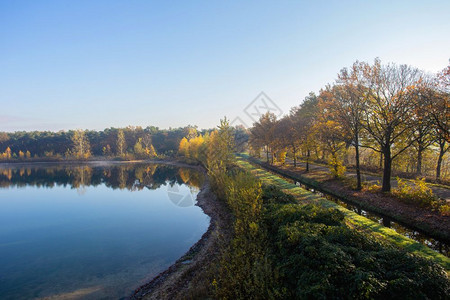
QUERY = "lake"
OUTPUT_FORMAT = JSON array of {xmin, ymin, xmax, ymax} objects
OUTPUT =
[{"xmin": 0, "ymin": 162, "xmax": 210, "ymax": 299}]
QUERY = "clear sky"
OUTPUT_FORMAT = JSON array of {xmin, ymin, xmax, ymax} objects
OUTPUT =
[{"xmin": 1, "ymin": 0, "xmax": 449, "ymax": 132}]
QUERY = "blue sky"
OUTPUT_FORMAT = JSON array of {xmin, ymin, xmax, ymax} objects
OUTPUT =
[{"xmin": 1, "ymin": 0, "xmax": 449, "ymax": 132}]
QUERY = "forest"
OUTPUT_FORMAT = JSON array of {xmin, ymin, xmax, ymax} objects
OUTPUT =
[{"xmin": 0, "ymin": 126, "xmax": 199, "ymax": 160}]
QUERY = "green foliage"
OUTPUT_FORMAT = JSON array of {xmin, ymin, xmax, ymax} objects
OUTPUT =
[
  {"xmin": 211, "ymin": 164, "xmax": 449, "ymax": 299},
  {"xmin": 217, "ymin": 171, "xmax": 280, "ymax": 299},
  {"xmin": 261, "ymin": 184, "xmax": 296, "ymax": 205},
  {"xmin": 263, "ymin": 202, "xmax": 449, "ymax": 299},
  {"xmin": 393, "ymin": 177, "xmax": 438, "ymax": 207}
]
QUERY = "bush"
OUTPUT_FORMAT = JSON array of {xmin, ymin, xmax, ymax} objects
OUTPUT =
[
  {"xmin": 264, "ymin": 203, "xmax": 450, "ymax": 299},
  {"xmin": 365, "ymin": 180, "xmax": 382, "ymax": 192},
  {"xmin": 328, "ymin": 156, "xmax": 346, "ymax": 178},
  {"xmin": 393, "ymin": 177, "xmax": 437, "ymax": 207},
  {"xmin": 212, "ymin": 170, "xmax": 450, "ymax": 299},
  {"xmin": 261, "ymin": 184, "xmax": 296, "ymax": 205},
  {"xmin": 439, "ymin": 204, "xmax": 450, "ymax": 216}
]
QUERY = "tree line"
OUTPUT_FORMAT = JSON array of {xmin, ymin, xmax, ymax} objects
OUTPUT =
[
  {"xmin": 249, "ymin": 59, "xmax": 449, "ymax": 191},
  {"xmin": 0, "ymin": 125, "xmax": 207, "ymax": 161}
]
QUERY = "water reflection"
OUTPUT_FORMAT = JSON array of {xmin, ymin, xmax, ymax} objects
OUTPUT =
[
  {"xmin": 0, "ymin": 163, "xmax": 204, "ymax": 192},
  {"xmin": 0, "ymin": 163, "xmax": 208, "ymax": 299}
]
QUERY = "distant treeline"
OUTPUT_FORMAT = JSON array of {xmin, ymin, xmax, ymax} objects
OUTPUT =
[{"xmin": 0, "ymin": 125, "xmax": 248, "ymax": 161}]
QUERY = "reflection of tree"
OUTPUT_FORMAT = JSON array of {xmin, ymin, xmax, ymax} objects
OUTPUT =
[
  {"xmin": 178, "ymin": 168, "xmax": 204, "ymax": 189},
  {"xmin": 118, "ymin": 167, "xmax": 128, "ymax": 190},
  {"xmin": 0, "ymin": 163, "xmax": 204, "ymax": 192},
  {"xmin": 67, "ymin": 166, "xmax": 93, "ymax": 188}
]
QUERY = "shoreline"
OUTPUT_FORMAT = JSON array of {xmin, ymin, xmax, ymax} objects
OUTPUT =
[
  {"xmin": 1, "ymin": 158, "xmax": 228, "ymax": 299},
  {"xmin": 130, "ymin": 174, "xmax": 231, "ymax": 299}
]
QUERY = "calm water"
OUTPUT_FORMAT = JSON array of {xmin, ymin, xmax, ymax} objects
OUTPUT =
[{"xmin": 0, "ymin": 163, "xmax": 209, "ymax": 299}]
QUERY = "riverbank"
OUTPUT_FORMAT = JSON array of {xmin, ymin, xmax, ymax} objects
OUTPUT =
[
  {"xmin": 244, "ymin": 154, "xmax": 450, "ymax": 244},
  {"xmin": 130, "ymin": 177, "xmax": 233, "ymax": 299},
  {"xmin": 235, "ymin": 156, "xmax": 450, "ymax": 271}
]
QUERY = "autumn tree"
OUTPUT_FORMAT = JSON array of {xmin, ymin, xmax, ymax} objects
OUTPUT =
[
  {"xmin": 249, "ymin": 112, "xmax": 277, "ymax": 163},
  {"xmin": 427, "ymin": 64, "xmax": 450, "ymax": 180},
  {"xmin": 317, "ymin": 88, "xmax": 352, "ymax": 178},
  {"xmin": 274, "ymin": 116, "xmax": 300, "ymax": 166},
  {"xmin": 323, "ymin": 62, "xmax": 372, "ymax": 189},
  {"xmin": 207, "ymin": 117, "xmax": 235, "ymax": 170},
  {"xmin": 409, "ymin": 81, "xmax": 435, "ymax": 175},
  {"xmin": 71, "ymin": 130, "xmax": 91, "ymax": 159},
  {"xmin": 291, "ymin": 92, "xmax": 318, "ymax": 171},
  {"xmin": 178, "ymin": 137, "xmax": 189, "ymax": 157},
  {"xmin": 361, "ymin": 59, "xmax": 423, "ymax": 192}
]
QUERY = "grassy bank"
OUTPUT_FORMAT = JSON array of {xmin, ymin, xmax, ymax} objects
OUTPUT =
[
  {"xmin": 235, "ymin": 155, "xmax": 450, "ymax": 271},
  {"xmin": 242, "ymin": 153, "xmax": 450, "ymax": 244}
]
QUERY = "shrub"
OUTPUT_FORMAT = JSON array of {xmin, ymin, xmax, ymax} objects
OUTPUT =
[
  {"xmin": 261, "ymin": 184, "xmax": 296, "ymax": 205},
  {"xmin": 439, "ymin": 204, "xmax": 450, "ymax": 216},
  {"xmin": 365, "ymin": 180, "xmax": 382, "ymax": 192},
  {"xmin": 393, "ymin": 177, "xmax": 437, "ymax": 207},
  {"xmin": 328, "ymin": 156, "xmax": 346, "ymax": 178},
  {"xmin": 212, "ymin": 169, "xmax": 450, "ymax": 300},
  {"xmin": 264, "ymin": 203, "xmax": 450, "ymax": 299}
]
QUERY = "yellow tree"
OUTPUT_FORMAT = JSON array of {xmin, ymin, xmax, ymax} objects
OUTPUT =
[
  {"xmin": 249, "ymin": 112, "xmax": 277, "ymax": 163},
  {"xmin": 71, "ymin": 130, "xmax": 91, "ymax": 159},
  {"xmin": 146, "ymin": 144, "xmax": 157, "ymax": 158},
  {"xmin": 178, "ymin": 137, "xmax": 189, "ymax": 157}
]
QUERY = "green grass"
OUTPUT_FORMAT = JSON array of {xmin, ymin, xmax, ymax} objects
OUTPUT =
[{"xmin": 235, "ymin": 155, "xmax": 450, "ymax": 272}]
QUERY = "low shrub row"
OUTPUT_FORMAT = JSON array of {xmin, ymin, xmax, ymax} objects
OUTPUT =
[{"xmin": 210, "ymin": 169, "xmax": 449, "ymax": 299}]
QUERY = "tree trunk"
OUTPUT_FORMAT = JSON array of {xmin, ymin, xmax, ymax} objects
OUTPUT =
[
  {"xmin": 382, "ymin": 147, "xmax": 391, "ymax": 192},
  {"xmin": 344, "ymin": 142, "xmax": 350, "ymax": 166},
  {"xmin": 355, "ymin": 135, "xmax": 362, "ymax": 190},
  {"xmin": 416, "ymin": 145, "xmax": 423, "ymax": 175},
  {"xmin": 436, "ymin": 142, "xmax": 445, "ymax": 181},
  {"xmin": 266, "ymin": 146, "xmax": 269, "ymax": 163},
  {"xmin": 379, "ymin": 152, "xmax": 383, "ymax": 170},
  {"xmin": 293, "ymin": 146, "xmax": 297, "ymax": 167},
  {"xmin": 306, "ymin": 149, "xmax": 310, "ymax": 172}
]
